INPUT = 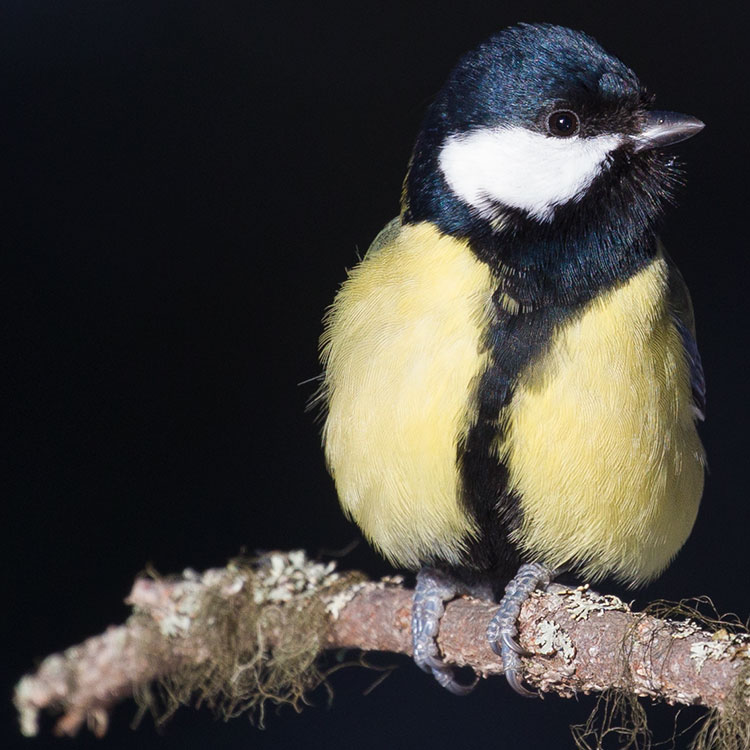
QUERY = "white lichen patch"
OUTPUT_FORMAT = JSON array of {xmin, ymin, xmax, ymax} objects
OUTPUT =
[
  {"xmin": 324, "ymin": 583, "xmax": 366, "ymax": 620},
  {"xmin": 671, "ymin": 620, "xmax": 702, "ymax": 639},
  {"xmin": 159, "ymin": 580, "xmax": 205, "ymax": 637},
  {"xmin": 15, "ymin": 678, "xmax": 40, "ymax": 737},
  {"xmin": 535, "ymin": 619, "xmax": 576, "ymax": 663},
  {"xmin": 561, "ymin": 586, "xmax": 629, "ymax": 622},
  {"xmin": 142, "ymin": 566, "xmax": 250, "ymax": 638},
  {"xmin": 323, "ymin": 573, "xmax": 403, "ymax": 619},
  {"xmin": 182, "ymin": 567, "xmax": 201, "ymax": 581},
  {"xmin": 159, "ymin": 610, "xmax": 194, "ymax": 638},
  {"xmin": 689, "ymin": 632, "xmax": 750, "ymax": 673},
  {"xmin": 380, "ymin": 574, "xmax": 405, "ymax": 586},
  {"xmin": 222, "ymin": 575, "xmax": 245, "ymax": 596},
  {"xmin": 252, "ymin": 550, "xmax": 340, "ymax": 605},
  {"xmin": 323, "ymin": 570, "xmax": 408, "ymax": 620},
  {"xmin": 150, "ymin": 553, "xmax": 344, "ymax": 636},
  {"xmin": 691, "ymin": 641, "xmax": 728, "ymax": 673},
  {"xmin": 16, "ymin": 654, "xmax": 72, "ymax": 736}
]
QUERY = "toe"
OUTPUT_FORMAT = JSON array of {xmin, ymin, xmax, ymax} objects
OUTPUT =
[
  {"xmin": 412, "ymin": 567, "xmax": 477, "ymax": 695},
  {"xmin": 486, "ymin": 562, "xmax": 556, "ymax": 697}
]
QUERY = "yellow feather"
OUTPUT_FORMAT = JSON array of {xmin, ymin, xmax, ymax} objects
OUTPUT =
[
  {"xmin": 321, "ymin": 223, "xmax": 703, "ymax": 585},
  {"xmin": 500, "ymin": 256, "xmax": 705, "ymax": 585},
  {"xmin": 320, "ymin": 220, "xmax": 496, "ymax": 568}
]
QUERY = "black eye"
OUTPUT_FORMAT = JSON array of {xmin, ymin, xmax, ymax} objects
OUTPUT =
[{"xmin": 547, "ymin": 110, "xmax": 579, "ymax": 138}]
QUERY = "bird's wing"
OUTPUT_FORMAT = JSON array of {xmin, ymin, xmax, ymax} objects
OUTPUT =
[
  {"xmin": 363, "ymin": 216, "xmax": 402, "ymax": 260},
  {"xmin": 662, "ymin": 245, "xmax": 706, "ymax": 421}
]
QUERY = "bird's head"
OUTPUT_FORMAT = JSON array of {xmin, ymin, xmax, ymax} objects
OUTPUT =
[{"xmin": 403, "ymin": 24, "xmax": 703, "ymax": 257}]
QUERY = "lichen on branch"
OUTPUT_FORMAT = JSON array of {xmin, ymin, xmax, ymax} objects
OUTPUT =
[{"xmin": 13, "ymin": 551, "xmax": 750, "ymax": 747}]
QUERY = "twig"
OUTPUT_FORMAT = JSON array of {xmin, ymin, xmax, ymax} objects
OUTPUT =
[{"xmin": 13, "ymin": 551, "xmax": 750, "ymax": 739}]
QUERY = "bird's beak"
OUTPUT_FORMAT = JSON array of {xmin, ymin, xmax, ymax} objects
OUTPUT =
[{"xmin": 630, "ymin": 111, "xmax": 705, "ymax": 152}]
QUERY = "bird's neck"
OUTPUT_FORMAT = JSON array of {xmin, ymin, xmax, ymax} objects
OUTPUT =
[
  {"xmin": 403, "ymin": 151, "xmax": 670, "ymax": 311},
  {"xmin": 469, "ymin": 211, "xmax": 659, "ymax": 310}
]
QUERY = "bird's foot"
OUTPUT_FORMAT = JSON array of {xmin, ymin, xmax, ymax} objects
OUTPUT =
[
  {"xmin": 486, "ymin": 562, "xmax": 555, "ymax": 697},
  {"xmin": 412, "ymin": 567, "xmax": 478, "ymax": 695}
]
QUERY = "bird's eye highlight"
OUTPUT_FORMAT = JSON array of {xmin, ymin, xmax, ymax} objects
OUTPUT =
[{"xmin": 547, "ymin": 110, "xmax": 579, "ymax": 138}]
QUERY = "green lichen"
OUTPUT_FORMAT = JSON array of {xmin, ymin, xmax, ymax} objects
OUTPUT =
[
  {"xmin": 572, "ymin": 597, "xmax": 750, "ymax": 749},
  {"xmin": 136, "ymin": 551, "xmax": 365, "ymax": 728},
  {"xmin": 690, "ymin": 660, "xmax": 750, "ymax": 750}
]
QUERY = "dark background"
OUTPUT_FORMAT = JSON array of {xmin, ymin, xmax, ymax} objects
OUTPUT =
[{"xmin": 5, "ymin": 1, "xmax": 748, "ymax": 748}]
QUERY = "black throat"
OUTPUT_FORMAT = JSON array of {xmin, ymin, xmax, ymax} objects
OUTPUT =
[{"xmin": 404, "ymin": 145, "xmax": 676, "ymax": 308}]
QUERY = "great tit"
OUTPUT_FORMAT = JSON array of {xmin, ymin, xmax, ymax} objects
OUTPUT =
[{"xmin": 317, "ymin": 23, "xmax": 705, "ymax": 696}]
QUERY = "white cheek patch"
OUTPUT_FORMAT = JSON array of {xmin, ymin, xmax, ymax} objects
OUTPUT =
[{"xmin": 438, "ymin": 126, "xmax": 622, "ymax": 222}]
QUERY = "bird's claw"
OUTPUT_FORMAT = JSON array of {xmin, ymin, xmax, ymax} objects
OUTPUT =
[
  {"xmin": 504, "ymin": 657, "xmax": 538, "ymax": 699},
  {"xmin": 502, "ymin": 630, "xmax": 532, "ymax": 656},
  {"xmin": 486, "ymin": 562, "xmax": 555, "ymax": 697},
  {"xmin": 431, "ymin": 664, "xmax": 479, "ymax": 696},
  {"xmin": 412, "ymin": 568, "xmax": 477, "ymax": 695}
]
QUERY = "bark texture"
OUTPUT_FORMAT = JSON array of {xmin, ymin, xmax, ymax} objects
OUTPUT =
[{"xmin": 14, "ymin": 552, "xmax": 750, "ymax": 739}]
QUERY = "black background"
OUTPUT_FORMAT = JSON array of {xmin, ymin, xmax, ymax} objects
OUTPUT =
[{"xmin": 5, "ymin": 2, "xmax": 748, "ymax": 748}]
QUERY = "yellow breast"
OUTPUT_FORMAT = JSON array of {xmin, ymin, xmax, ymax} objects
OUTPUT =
[
  {"xmin": 500, "ymin": 256, "xmax": 705, "ymax": 585},
  {"xmin": 320, "ymin": 221, "xmax": 496, "ymax": 568}
]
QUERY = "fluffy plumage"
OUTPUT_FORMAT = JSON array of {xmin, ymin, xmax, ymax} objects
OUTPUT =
[
  {"xmin": 318, "ymin": 22, "xmax": 705, "ymax": 594},
  {"xmin": 319, "ymin": 221, "xmax": 493, "ymax": 569}
]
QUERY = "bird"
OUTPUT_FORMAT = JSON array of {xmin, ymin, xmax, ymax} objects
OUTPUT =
[{"xmin": 315, "ymin": 23, "xmax": 706, "ymax": 696}]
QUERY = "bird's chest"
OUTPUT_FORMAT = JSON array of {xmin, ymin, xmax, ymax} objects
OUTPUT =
[
  {"xmin": 321, "ymin": 223, "xmax": 497, "ymax": 568},
  {"xmin": 498, "ymin": 257, "xmax": 704, "ymax": 584}
]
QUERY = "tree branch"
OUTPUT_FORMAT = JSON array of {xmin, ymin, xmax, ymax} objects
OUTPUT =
[{"xmin": 13, "ymin": 551, "xmax": 750, "ymax": 740}]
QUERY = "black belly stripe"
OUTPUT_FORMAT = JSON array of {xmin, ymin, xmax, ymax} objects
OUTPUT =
[
  {"xmin": 455, "ymin": 300, "xmax": 577, "ymax": 581},
  {"xmin": 443, "ymin": 194, "xmax": 661, "ymax": 585}
]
